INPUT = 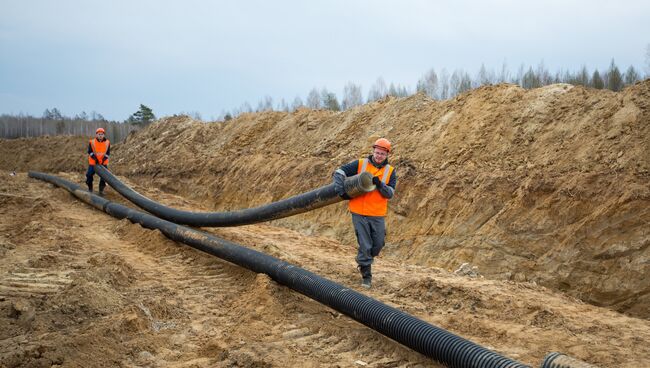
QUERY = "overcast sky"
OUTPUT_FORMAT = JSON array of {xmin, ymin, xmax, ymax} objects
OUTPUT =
[{"xmin": 1, "ymin": 0, "xmax": 648, "ymax": 121}]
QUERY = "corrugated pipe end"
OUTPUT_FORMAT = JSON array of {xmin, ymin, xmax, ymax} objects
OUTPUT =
[
  {"xmin": 541, "ymin": 352, "xmax": 600, "ymax": 368},
  {"xmin": 344, "ymin": 171, "xmax": 375, "ymax": 197}
]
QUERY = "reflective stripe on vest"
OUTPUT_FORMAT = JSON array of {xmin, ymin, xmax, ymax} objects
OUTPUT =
[
  {"xmin": 360, "ymin": 159, "xmax": 391, "ymax": 184},
  {"xmin": 348, "ymin": 158, "xmax": 393, "ymax": 217}
]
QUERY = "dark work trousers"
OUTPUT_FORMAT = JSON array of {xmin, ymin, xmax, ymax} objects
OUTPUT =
[
  {"xmin": 352, "ymin": 213, "xmax": 386, "ymax": 267},
  {"xmin": 85, "ymin": 164, "xmax": 107, "ymax": 191}
]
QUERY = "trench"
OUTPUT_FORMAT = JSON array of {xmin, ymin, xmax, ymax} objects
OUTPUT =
[{"xmin": 30, "ymin": 170, "xmax": 531, "ymax": 368}]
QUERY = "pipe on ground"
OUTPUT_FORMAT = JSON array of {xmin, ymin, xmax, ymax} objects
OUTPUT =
[
  {"xmin": 94, "ymin": 164, "xmax": 374, "ymax": 227},
  {"xmin": 540, "ymin": 353, "xmax": 600, "ymax": 368},
  {"xmin": 29, "ymin": 171, "xmax": 530, "ymax": 368}
]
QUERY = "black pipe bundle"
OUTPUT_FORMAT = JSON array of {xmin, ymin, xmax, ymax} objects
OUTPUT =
[
  {"xmin": 94, "ymin": 165, "xmax": 374, "ymax": 227},
  {"xmin": 29, "ymin": 171, "xmax": 530, "ymax": 368}
]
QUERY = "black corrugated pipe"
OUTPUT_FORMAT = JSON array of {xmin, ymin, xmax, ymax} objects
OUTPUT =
[
  {"xmin": 29, "ymin": 171, "xmax": 531, "ymax": 368},
  {"xmin": 540, "ymin": 353, "xmax": 599, "ymax": 368},
  {"xmin": 94, "ymin": 165, "xmax": 374, "ymax": 227}
]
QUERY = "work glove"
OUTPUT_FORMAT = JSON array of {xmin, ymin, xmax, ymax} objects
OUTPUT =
[{"xmin": 372, "ymin": 176, "xmax": 383, "ymax": 187}]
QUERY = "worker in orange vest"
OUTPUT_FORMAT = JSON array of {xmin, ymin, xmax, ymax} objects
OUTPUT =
[
  {"xmin": 333, "ymin": 138, "xmax": 397, "ymax": 288},
  {"xmin": 86, "ymin": 128, "xmax": 110, "ymax": 195}
]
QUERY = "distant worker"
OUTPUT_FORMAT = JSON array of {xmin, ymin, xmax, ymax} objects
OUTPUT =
[
  {"xmin": 332, "ymin": 138, "xmax": 397, "ymax": 288},
  {"xmin": 86, "ymin": 128, "xmax": 110, "ymax": 195}
]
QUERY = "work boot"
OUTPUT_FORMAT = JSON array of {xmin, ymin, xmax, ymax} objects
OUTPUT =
[
  {"xmin": 87, "ymin": 183, "xmax": 93, "ymax": 192},
  {"xmin": 98, "ymin": 184, "xmax": 106, "ymax": 196},
  {"xmin": 358, "ymin": 265, "xmax": 372, "ymax": 289}
]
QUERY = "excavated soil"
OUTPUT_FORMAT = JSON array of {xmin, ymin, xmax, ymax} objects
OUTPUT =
[{"xmin": 1, "ymin": 81, "xmax": 649, "ymax": 367}]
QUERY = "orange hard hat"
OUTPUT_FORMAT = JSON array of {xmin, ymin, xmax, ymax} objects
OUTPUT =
[
  {"xmin": 373, "ymin": 138, "xmax": 391, "ymax": 153},
  {"xmin": 96, "ymin": 128, "xmax": 105, "ymax": 134}
]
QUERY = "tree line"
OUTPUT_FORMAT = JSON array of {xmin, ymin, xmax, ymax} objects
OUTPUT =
[
  {"xmin": 220, "ymin": 58, "xmax": 647, "ymax": 120},
  {"xmin": 0, "ymin": 104, "xmax": 156, "ymax": 142}
]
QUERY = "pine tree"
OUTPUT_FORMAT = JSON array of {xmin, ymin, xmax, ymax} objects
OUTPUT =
[
  {"xmin": 321, "ymin": 89, "xmax": 340, "ymax": 111},
  {"xmin": 522, "ymin": 67, "xmax": 541, "ymax": 89},
  {"xmin": 127, "ymin": 104, "xmax": 155, "ymax": 125},
  {"xmin": 576, "ymin": 66, "xmax": 590, "ymax": 86},
  {"xmin": 606, "ymin": 59, "xmax": 623, "ymax": 91},
  {"xmin": 591, "ymin": 70, "xmax": 604, "ymax": 89}
]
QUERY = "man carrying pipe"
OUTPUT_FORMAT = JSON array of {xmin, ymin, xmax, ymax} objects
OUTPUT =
[
  {"xmin": 86, "ymin": 127, "xmax": 110, "ymax": 195},
  {"xmin": 333, "ymin": 138, "xmax": 397, "ymax": 288}
]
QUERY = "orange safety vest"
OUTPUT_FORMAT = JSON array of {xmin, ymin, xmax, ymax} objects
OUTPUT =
[
  {"xmin": 88, "ymin": 138, "xmax": 110, "ymax": 165},
  {"xmin": 348, "ymin": 158, "xmax": 394, "ymax": 217}
]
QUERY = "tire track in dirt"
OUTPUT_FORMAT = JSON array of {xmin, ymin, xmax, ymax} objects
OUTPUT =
[
  {"xmin": 111, "ymin": 219, "xmax": 438, "ymax": 367},
  {"xmin": 0, "ymin": 270, "xmax": 73, "ymax": 298}
]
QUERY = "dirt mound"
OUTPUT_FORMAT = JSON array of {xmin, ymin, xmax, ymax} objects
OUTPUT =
[
  {"xmin": 0, "ymin": 135, "xmax": 89, "ymax": 173},
  {"xmin": 1, "ymin": 81, "xmax": 648, "ymax": 322},
  {"xmin": 114, "ymin": 82, "xmax": 648, "ymax": 318}
]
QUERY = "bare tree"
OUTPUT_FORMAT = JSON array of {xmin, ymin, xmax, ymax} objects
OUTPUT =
[
  {"xmin": 90, "ymin": 111, "xmax": 105, "ymax": 121},
  {"xmin": 439, "ymin": 69, "xmax": 450, "ymax": 99},
  {"xmin": 416, "ymin": 69, "xmax": 439, "ymax": 99},
  {"xmin": 645, "ymin": 44, "xmax": 650, "ymax": 77},
  {"xmin": 497, "ymin": 61, "xmax": 510, "ymax": 83},
  {"xmin": 239, "ymin": 102, "xmax": 253, "ymax": 114},
  {"xmin": 291, "ymin": 96, "xmax": 304, "ymax": 111},
  {"xmin": 513, "ymin": 64, "xmax": 526, "ymax": 85},
  {"xmin": 449, "ymin": 70, "xmax": 461, "ymax": 97},
  {"xmin": 306, "ymin": 88, "xmax": 321, "ymax": 109},
  {"xmin": 277, "ymin": 98, "xmax": 289, "ymax": 112},
  {"xmin": 476, "ymin": 64, "xmax": 494, "ymax": 86},
  {"xmin": 1, "ymin": 111, "xmax": 138, "ymax": 142},
  {"xmin": 367, "ymin": 77, "xmax": 388, "ymax": 102},
  {"xmin": 341, "ymin": 82, "xmax": 363, "ymax": 110},
  {"xmin": 75, "ymin": 111, "xmax": 89, "ymax": 120},
  {"xmin": 624, "ymin": 65, "xmax": 641, "ymax": 85},
  {"xmin": 536, "ymin": 61, "xmax": 552, "ymax": 86},
  {"xmin": 43, "ymin": 108, "xmax": 63, "ymax": 120},
  {"xmin": 256, "ymin": 96, "xmax": 274, "ymax": 112}
]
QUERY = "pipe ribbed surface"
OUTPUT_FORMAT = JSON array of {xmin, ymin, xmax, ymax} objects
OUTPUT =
[
  {"xmin": 94, "ymin": 165, "xmax": 374, "ymax": 227},
  {"xmin": 29, "ymin": 171, "xmax": 530, "ymax": 368},
  {"xmin": 540, "ymin": 353, "xmax": 600, "ymax": 368}
]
